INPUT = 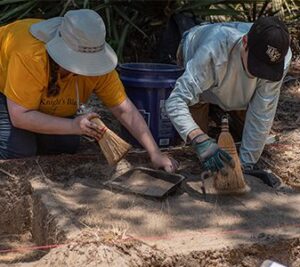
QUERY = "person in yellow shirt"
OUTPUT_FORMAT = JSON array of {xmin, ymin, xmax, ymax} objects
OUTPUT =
[{"xmin": 0, "ymin": 9, "xmax": 178, "ymax": 172}]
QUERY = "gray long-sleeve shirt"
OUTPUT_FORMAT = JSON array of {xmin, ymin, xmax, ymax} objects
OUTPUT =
[{"xmin": 165, "ymin": 22, "xmax": 292, "ymax": 165}]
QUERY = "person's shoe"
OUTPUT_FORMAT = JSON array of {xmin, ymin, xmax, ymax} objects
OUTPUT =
[{"xmin": 243, "ymin": 169, "xmax": 282, "ymax": 188}]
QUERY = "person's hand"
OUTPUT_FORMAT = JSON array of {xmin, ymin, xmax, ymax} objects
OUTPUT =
[
  {"xmin": 192, "ymin": 133, "xmax": 235, "ymax": 175},
  {"xmin": 72, "ymin": 112, "xmax": 105, "ymax": 141},
  {"xmin": 150, "ymin": 151, "xmax": 179, "ymax": 173}
]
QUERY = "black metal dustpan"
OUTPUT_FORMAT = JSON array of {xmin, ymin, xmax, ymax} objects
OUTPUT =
[{"xmin": 104, "ymin": 167, "xmax": 186, "ymax": 198}]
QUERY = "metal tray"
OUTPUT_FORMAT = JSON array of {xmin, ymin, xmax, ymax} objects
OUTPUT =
[{"xmin": 105, "ymin": 167, "xmax": 186, "ymax": 198}]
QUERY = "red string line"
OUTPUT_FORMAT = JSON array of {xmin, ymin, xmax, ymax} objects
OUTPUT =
[
  {"xmin": 0, "ymin": 244, "xmax": 66, "ymax": 253},
  {"xmin": 0, "ymin": 223, "xmax": 299, "ymax": 254}
]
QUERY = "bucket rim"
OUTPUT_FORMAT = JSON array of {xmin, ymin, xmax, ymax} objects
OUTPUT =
[{"xmin": 118, "ymin": 63, "xmax": 184, "ymax": 72}]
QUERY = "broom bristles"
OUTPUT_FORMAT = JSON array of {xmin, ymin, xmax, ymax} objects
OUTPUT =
[
  {"xmin": 214, "ymin": 118, "xmax": 249, "ymax": 194},
  {"xmin": 91, "ymin": 118, "xmax": 132, "ymax": 165}
]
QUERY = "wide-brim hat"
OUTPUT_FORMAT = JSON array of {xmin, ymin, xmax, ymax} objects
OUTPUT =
[{"xmin": 30, "ymin": 9, "xmax": 117, "ymax": 76}]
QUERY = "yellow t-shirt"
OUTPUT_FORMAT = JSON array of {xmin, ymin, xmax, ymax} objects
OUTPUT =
[{"xmin": 0, "ymin": 19, "xmax": 127, "ymax": 117}]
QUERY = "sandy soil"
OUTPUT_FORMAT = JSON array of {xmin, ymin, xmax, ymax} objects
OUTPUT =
[
  {"xmin": 260, "ymin": 81, "xmax": 300, "ymax": 189},
  {"xmin": 0, "ymin": 149, "xmax": 299, "ymax": 266},
  {"xmin": 19, "ymin": 230, "xmax": 300, "ymax": 267}
]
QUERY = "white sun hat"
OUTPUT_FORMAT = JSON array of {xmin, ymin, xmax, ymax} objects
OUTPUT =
[{"xmin": 30, "ymin": 9, "xmax": 117, "ymax": 76}]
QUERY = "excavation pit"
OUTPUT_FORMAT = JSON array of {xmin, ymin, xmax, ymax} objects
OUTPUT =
[
  {"xmin": 0, "ymin": 152, "xmax": 299, "ymax": 266},
  {"xmin": 0, "ymin": 160, "xmax": 65, "ymax": 264}
]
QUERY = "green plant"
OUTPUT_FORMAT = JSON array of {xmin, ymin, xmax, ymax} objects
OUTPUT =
[
  {"xmin": 0, "ymin": 0, "xmax": 299, "ymax": 61},
  {"xmin": 0, "ymin": 0, "xmax": 38, "ymax": 24},
  {"xmin": 219, "ymin": 0, "xmax": 300, "ymax": 22}
]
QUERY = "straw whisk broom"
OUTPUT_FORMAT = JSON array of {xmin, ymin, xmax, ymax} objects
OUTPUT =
[
  {"xmin": 91, "ymin": 117, "xmax": 132, "ymax": 165},
  {"xmin": 214, "ymin": 115, "xmax": 249, "ymax": 194}
]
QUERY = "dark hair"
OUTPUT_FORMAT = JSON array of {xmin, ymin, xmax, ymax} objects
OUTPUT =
[{"xmin": 47, "ymin": 57, "xmax": 60, "ymax": 97}]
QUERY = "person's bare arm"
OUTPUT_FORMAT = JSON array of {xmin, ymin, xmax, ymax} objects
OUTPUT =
[
  {"xmin": 110, "ymin": 98, "xmax": 179, "ymax": 172},
  {"xmin": 7, "ymin": 98, "xmax": 103, "ymax": 140}
]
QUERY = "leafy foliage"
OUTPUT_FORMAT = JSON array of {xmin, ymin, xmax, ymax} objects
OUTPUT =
[{"xmin": 0, "ymin": 0, "xmax": 299, "ymax": 61}]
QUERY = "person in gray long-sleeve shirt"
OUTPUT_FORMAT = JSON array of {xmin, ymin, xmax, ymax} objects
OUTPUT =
[{"xmin": 166, "ymin": 16, "xmax": 292, "ymax": 174}]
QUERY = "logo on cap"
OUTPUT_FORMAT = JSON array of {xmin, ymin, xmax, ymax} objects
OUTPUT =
[{"xmin": 266, "ymin": 45, "xmax": 281, "ymax": 63}]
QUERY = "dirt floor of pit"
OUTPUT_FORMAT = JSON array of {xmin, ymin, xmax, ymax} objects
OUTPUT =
[{"xmin": 0, "ymin": 148, "xmax": 299, "ymax": 266}]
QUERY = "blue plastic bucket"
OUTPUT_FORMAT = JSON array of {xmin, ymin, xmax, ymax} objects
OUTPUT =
[{"xmin": 119, "ymin": 63, "xmax": 184, "ymax": 147}]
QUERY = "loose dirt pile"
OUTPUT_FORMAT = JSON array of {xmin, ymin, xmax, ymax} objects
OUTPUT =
[{"xmin": 19, "ymin": 229, "xmax": 300, "ymax": 267}]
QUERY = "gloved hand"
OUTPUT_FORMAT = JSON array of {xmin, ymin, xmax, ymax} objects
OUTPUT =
[
  {"xmin": 242, "ymin": 164, "xmax": 281, "ymax": 188},
  {"xmin": 192, "ymin": 133, "xmax": 235, "ymax": 175}
]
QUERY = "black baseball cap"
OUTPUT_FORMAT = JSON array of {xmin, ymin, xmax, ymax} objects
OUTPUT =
[{"xmin": 247, "ymin": 16, "xmax": 290, "ymax": 82}]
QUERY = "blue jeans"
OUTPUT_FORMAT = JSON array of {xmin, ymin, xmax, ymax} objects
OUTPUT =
[{"xmin": 0, "ymin": 93, "xmax": 80, "ymax": 159}]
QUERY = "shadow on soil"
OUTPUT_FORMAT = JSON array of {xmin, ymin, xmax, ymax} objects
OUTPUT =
[{"xmin": 0, "ymin": 140, "xmax": 299, "ymax": 266}]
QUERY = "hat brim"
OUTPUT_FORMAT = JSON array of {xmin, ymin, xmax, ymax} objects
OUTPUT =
[
  {"xmin": 46, "ymin": 34, "xmax": 117, "ymax": 76},
  {"xmin": 247, "ymin": 48, "xmax": 284, "ymax": 82}
]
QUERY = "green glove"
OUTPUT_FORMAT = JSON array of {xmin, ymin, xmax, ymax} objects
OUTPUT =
[{"xmin": 192, "ymin": 134, "xmax": 235, "ymax": 175}]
